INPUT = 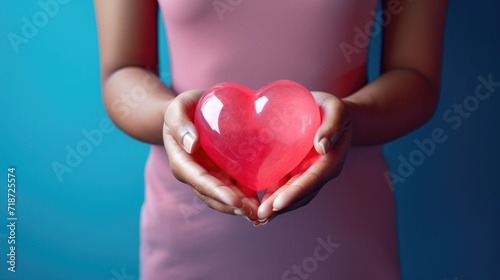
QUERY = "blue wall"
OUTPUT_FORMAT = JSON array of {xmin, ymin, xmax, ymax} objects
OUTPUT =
[
  {"xmin": 383, "ymin": 1, "xmax": 500, "ymax": 279},
  {"xmin": 0, "ymin": 1, "xmax": 498, "ymax": 279}
]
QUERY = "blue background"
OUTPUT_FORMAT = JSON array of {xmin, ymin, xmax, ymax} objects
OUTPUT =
[{"xmin": 1, "ymin": 0, "xmax": 499, "ymax": 279}]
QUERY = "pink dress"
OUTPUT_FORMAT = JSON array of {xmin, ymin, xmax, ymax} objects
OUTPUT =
[{"xmin": 141, "ymin": 1, "xmax": 401, "ymax": 279}]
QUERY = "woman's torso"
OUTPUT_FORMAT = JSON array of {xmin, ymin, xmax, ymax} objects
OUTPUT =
[
  {"xmin": 160, "ymin": 0, "xmax": 374, "ymax": 94},
  {"xmin": 140, "ymin": 1, "xmax": 401, "ymax": 279}
]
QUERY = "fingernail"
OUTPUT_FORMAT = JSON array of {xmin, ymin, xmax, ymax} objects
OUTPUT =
[
  {"xmin": 234, "ymin": 208, "xmax": 246, "ymax": 216},
  {"xmin": 182, "ymin": 132, "xmax": 195, "ymax": 154},
  {"xmin": 243, "ymin": 216, "xmax": 255, "ymax": 223},
  {"xmin": 234, "ymin": 205, "xmax": 250, "ymax": 216},
  {"xmin": 319, "ymin": 138, "xmax": 330, "ymax": 155},
  {"xmin": 253, "ymin": 218, "xmax": 268, "ymax": 227},
  {"xmin": 272, "ymin": 207, "xmax": 280, "ymax": 212}
]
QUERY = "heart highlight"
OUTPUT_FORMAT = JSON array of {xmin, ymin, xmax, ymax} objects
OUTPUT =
[{"xmin": 194, "ymin": 80, "xmax": 321, "ymax": 191}]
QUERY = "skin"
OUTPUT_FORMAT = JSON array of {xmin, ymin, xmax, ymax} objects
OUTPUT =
[{"xmin": 94, "ymin": 0, "xmax": 448, "ymax": 225}]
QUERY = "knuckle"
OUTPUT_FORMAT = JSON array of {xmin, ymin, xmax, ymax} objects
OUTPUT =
[
  {"xmin": 206, "ymin": 204, "xmax": 224, "ymax": 214},
  {"xmin": 331, "ymin": 98, "xmax": 345, "ymax": 112},
  {"xmin": 304, "ymin": 170, "xmax": 322, "ymax": 183},
  {"xmin": 203, "ymin": 199, "xmax": 228, "ymax": 214},
  {"xmin": 322, "ymin": 95, "xmax": 338, "ymax": 107},
  {"xmin": 329, "ymin": 123, "xmax": 342, "ymax": 135},
  {"xmin": 197, "ymin": 194, "xmax": 211, "ymax": 205},
  {"xmin": 164, "ymin": 121, "xmax": 172, "ymax": 133},
  {"xmin": 168, "ymin": 120, "xmax": 184, "ymax": 137}
]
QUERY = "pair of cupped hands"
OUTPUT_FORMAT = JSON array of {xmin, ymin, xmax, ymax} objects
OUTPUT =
[{"xmin": 162, "ymin": 89, "xmax": 352, "ymax": 226}]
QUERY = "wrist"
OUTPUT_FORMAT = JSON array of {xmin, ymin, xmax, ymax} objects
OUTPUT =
[{"xmin": 340, "ymin": 98, "xmax": 360, "ymax": 145}]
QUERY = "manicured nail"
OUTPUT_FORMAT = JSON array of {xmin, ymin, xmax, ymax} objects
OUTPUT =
[
  {"xmin": 234, "ymin": 208, "xmax": 246, "ymax": 216},
  {"xmin": 182, "ymin": 132, "xmax": 195, "ymax": 154},
  {"xmin": 234, "ymin": 204, "xmax": 250, "ymax": 216},
  {"xmin": 252, "ymin": 218, "xmax": 268, "ymax": 227},
  {"xmin": 272, "ymin": 207, "xmax": 280, "ymax": 212},
  {"xmin": 243, "ymin": 216, "xmax": 255, "ymax": 223},
  {"xmin": 319, "ymin": 138, "xmax": 330, "ymax": 155}
]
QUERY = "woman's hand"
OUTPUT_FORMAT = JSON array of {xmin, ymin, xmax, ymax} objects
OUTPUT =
[
  {"xmin": 163, "ymin": 90, "xmax": 260, "ymax": 222},
  {"xmin": 256, "ymin": 91, "xmax": 353, "ymax": 225}
]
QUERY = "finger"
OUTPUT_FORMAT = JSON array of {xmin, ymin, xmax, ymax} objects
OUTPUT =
[
  {"xmin": 260, "ymin": 175, "xmax": 290, "ymax": 202},
  {"xmin": 258, "ymin": 176, "xmax": 321, "ymax": 222},
  {"xmin": 257, "ymin": 152, "xmax": 323, "ymax": 220},
  {"xmin": 192, "ymin": 146, "xmax": 230, "ymax": 174},
  {"xmin": 191, "ymin": 188, "xmax": 245, "ymax": 216},
  {"xmin": 273, "ymin": 187, "xmax": 322, "ymax": 217},
  {"xmin": 289, "ymin": 147, "xmax": 322, "ymax": 177},
  {"xmin": 255, "ymin": 176, "xmax": 290, "ymax": 221},
  {"xmin": 272, "ymin": 170, "xmax": 323, "ymax": 212},
  {"xmin": 233, "ymin": 184, "xmax": 260, "ymax": 222},
  {"xmin": 163, "ymin": 127, "xmax": 246, "ymax": 210},
  {"xmin": 273, "ymin": 130, "xmax": 352, "ymax": 211},
  {"xmin": 202, "ymin": 161, "xmax": 259, "ymax": 220},
  {"xmin": 190, "ymin": 180, "xmax": 259, "ymax": 219},
  {"xmin": 235, "ymin": 183, "xmax": 260, "ymax": 208},
  {"xmin": 311, "ymin": 92, "xmax": 350, "ymax": 155},
  {"xmin": 213, "ymin": 174, "xmax": 259, "ymax": 221},
  {"xmin": 164, "ymin": 89, "xmax": 205, "ymax": 154},
  {"xmin": 257, "ymin": 175, "xmax": 296, "ymax": 220}
]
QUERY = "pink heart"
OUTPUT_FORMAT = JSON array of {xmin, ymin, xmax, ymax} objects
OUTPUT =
[{"xmin": 194, "ymin": 80, "xmax": 321, "ymax": 191}]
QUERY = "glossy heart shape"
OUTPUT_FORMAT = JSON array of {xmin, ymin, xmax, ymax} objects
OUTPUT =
[{"xmin": 194, "ymin": 80, "xmax": 321, "ymax": 191}]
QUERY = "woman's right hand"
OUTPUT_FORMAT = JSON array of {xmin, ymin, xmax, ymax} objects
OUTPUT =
[{"xmin": 162, "ymin": 90, "xmax": 260, "ymax": 223}]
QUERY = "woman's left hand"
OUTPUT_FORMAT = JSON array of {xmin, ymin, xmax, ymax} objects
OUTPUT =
[{"xmin": 256, "ymin": 91, "xmax": 353, "ymax": 225}]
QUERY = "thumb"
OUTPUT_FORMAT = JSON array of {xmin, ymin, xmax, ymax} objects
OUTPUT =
[
  {"xmin": 163, "ymin": 89, "xmax": 205, "ymax": 154},
  {"xmin": 311, "ymin": 91, "xmax": 350, "ymax": 155}
]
